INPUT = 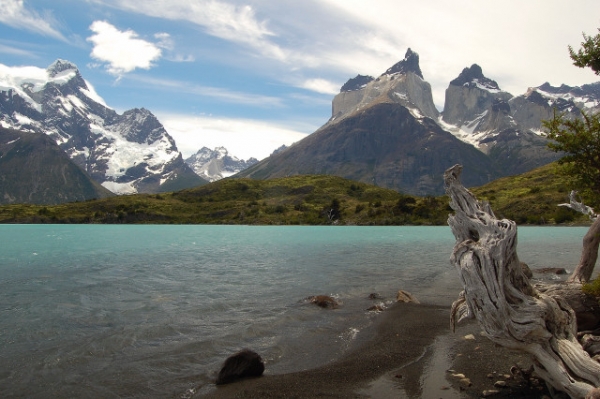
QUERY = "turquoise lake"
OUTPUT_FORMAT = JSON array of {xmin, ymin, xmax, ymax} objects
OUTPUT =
[{"xmin": 0, "ymin": 225, "xmax": 589, "ymax": 398}]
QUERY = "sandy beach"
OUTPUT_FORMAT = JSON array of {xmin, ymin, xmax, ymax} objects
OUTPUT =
[{"xmin": 195, "ymin": 302, "xmax": 549, "ymax": 398}]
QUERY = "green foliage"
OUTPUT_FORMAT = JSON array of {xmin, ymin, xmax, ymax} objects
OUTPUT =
[
  {"xmin": 0, "ymin": 166, "xmax": 592, "ymax": 226},
  {"xmin": 582, "ymin": 278, "xmax": 600, "ymax": 297},
  {"xmin": 471, "ymin": 163, "xmax": 588, "ymax": 225},
  {"xmin": 544, "ymin": 27, "xmax": 600, "ymax": 208},
  {"xmin": 569, "ymin": 28, "xmax": 600, "ymax": 75},
  {"xmin": 545, "ymin": 110, "xmax": 600, "ymax": 206}
]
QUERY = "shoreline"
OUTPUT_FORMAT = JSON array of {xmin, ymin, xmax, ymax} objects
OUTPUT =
[{"xmin": 194, "ymin": 302, "xmax": 548, "ymax": 398}]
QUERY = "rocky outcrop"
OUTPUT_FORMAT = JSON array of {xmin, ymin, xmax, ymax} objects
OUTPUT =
[
  {"xmin": 340, "ymin": 75, "xmax": 374, "ymax": 92},
  {"xmin": 330, "ymin": 48, "xmax": 439, "ymax": 124},
  {"xmin": 442, "ymin": 64, "xmax": 512, "ymax": 127}
]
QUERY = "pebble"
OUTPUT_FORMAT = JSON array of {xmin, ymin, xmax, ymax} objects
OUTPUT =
[
  {"xmin": 463, "ymin": 334, "xmax": 476, "ymax": 340},
  {"xmin": 459, "ymin": 377, "xmax": 472, "ymax": 387},
  {"xmin": 494, "ymin": 380, "xmax": 507, "ymax": 388},
  {"xmin": 482, "ymin": 389, "xmax": 500, "ymax": 397}
]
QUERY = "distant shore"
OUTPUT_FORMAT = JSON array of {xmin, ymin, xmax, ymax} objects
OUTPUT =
[{"xmin": 195, "ymin": 302, "xmax": 548, "ymax": 398}]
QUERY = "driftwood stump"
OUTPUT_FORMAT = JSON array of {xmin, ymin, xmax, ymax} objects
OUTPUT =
[{"xmin": 445, "ymin": 164, "xmax": 600, "ymax": 399}]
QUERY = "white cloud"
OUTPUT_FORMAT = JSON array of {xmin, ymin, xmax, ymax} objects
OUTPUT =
[
  {"xmin": 0, "ymin": 43, "xmax": 37, "ymax": 57},
  {"xmin": 159, "ymin": 114, "xmax": 312, "ymax": 160},
  {"xmin": 99, "ymin": 0, "xmax": 287, "ymax": 61},
  {"xmin": 300, "ymin": 78, "xmax": 340, "ymax": 95},
  {"xmin": 87, "ymin": 20, "xmax": 162, "ymax": 76},
  {"xmin": 126, "ymin": 74, "xmax": 285, "ymax": 107},
  {"xmin": 0, "ymin": 0, "xmax": 66, "ymax": 41},
  {"xmin": 317, "ymin": 0, "xmax": 600, "ymax": 109}
]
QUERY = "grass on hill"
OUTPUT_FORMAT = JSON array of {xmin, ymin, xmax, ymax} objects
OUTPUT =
[
  {"xmin": 0, "ymin": 163, "xmax": 590, "ymax": 225},
  {"xmin": 0, "ymin": 175, "xmax": 449, "ymax": 225}
]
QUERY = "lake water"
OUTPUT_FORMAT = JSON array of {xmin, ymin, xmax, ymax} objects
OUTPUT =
[{"xmin": 0, "ymin": 225, "xmax": 589, "ymax": 398}]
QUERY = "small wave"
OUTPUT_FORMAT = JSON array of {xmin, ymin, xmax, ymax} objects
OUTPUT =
[{"xmin": 340, "ymin": 327, "xmax": 360, "ymax": 343}]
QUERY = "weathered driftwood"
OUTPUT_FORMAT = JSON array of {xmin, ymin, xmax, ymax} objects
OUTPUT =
[
  {"xmin": 445, "ymin": 164, "xmax": 600, "ymax": 399},
  {"xmin": 559, "ymin": 191, "xmax": 597, "ymax": 221},
  {"xmin": 559, "ymin": 190, "xmax": 600, "ymax": 284}
]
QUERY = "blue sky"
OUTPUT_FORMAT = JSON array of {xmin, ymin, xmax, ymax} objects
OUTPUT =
[{"xmin": 1, "ymin": 0, "xmax": 599, "ymax": 159}]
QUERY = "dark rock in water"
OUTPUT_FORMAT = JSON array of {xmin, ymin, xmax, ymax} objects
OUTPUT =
[
  {"xmin": 396, "ymin": 290, "xmax": 419, "ymax": 304},
  {"xmin": 533, "ymin": 267, "xmax": 567, "ymax": 275},
  {"xmin": 216, "ymin": 349, "xmax": 265, "ymax": 385},
  {"xmin": 368, "ymin": 293, "xmax": 383, "ymax": 300},
  {"xmin": 306, "ymin": 295, "xmax": 339, "ymax": 309},
  {"xmin": 367, "ymin": 304, "xmax": 385, "ymax": 312}
]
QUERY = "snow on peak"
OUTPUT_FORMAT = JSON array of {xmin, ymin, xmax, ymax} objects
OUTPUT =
[
  {"xmin": 47, "ymin": 59, "xmax": 78, "ymax": 77},
  {"xmin": 451, "ymin": 64, "xmax": 501, "ymax": 93},
  {"xmin": 80, "ymin": 79, "xmax": 108, "ymax": 107},
  {"xmin": 0, "ymin": 59, "xmax": 90, "ymax": 113},
  {"xmin": 532, "ymin": 82, "xmax": 600, "ymax": 109}
]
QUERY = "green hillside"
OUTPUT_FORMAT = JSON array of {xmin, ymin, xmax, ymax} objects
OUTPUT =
[
  {"xmin": 471, "ymin": 162, "xmax": 587, "ymax": 225},
  {"xmin": 0, "ymin": 164, "xmax": 590, "ymax": 225}
]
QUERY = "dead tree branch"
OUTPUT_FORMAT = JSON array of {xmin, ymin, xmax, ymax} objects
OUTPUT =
[{"xmin": 445, "ymin": 164, "xmax": 600, "ymax": 399}]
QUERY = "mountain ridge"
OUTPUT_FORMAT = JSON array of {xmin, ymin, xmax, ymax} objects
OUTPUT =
[
  {"xmin": 0, "ymin": 60, "xmax": 207, "ymax": 196},
  {"xmin": 185, "ymin": 147, "xmax": 258, "ymax": 182},
  {"xmin": 0, "ymin": 127, "xmax": 114, "ymax": 205},
  {"xmin": 238, "ymin": 48, "xmax": 600, "ymax": 195}
]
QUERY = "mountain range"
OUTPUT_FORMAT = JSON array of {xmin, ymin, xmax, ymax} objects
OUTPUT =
[
  {"xmin": 239, "ymin": 49, "xmax": 600, "ymax": 195},
  {"xmin": 1, "ymin": 52, "xmax": 599, "ymax": 204},
  {"xmin": 0, "ymin": 60, "xmax": 207, "ymax": 198}
]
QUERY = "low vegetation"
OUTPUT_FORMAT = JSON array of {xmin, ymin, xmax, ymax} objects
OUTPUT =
[{"xmin": 0, "ymin": 163, "xmax": 590, "ymax": 225}]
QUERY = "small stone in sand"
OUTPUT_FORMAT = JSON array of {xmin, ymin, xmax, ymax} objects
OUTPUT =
[
  {"xmin": 459, "ymin": 377, "xmax": 472, "ymax": 387},
  {"xmin": 482, "ymin": 389, "xmax": 500, "ymax": 397},
  {"xmin": 494, "ymin": 380, "xmax": 507, "ymax": 388},
  {"xmin": 463, "ymin": 334, "xmax": 476, "ymax": 340}
]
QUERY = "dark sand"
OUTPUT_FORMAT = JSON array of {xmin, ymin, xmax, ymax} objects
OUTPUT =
[{"xmin": 195, "ymin": 302, "xmax": 549, "ymax": 398}]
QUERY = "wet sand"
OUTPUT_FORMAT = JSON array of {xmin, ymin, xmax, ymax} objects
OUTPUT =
[{"xmin": 195, "ymin": 302, "xmax": 548, "ymax": 398}]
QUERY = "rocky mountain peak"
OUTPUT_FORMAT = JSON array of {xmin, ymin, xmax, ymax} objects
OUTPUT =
[
  {"xmin": 185, "ymin": 147, "xmax": 258, "ymax": 182},
  {"xmin": 340, "ymin": 75, "xmax": 375, "ymax": 93},
  {"xmin": 450, "ymin": 64, "xmax": 500, "ymax": 91},
  {"xmin": 47, "ymin": 59, "xmax": 79, "ymax": 77},
  {"xmin": 0, "ymin": 60, "xmax": 206, "ymax": 195},
  {"xmin": 383, "ymin": 48, "xmax": 423, "ymax": 79},
  {"xmin": 330, "ymin": 47, "xmax": 439, "ymax": 123}
]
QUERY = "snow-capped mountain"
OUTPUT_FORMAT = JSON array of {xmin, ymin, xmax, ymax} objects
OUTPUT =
[
  {"xmin": 239, "ymin": 48, "xmax": 600, "ymax": 195},
  {"xmin": 440, "ymin": 64, "xmax": 600, "ymax": 174},
  {"xmin": 441, "ymin": 64, "xmax": 600, "ymax": 149},
  {"xmin": 185, "ymin": 147, "xmax": 258, "ymax": 182},
  {"xmin": 0, "ymin": 60, "xmax": 206, "ymax": 194},
  {"xmin": 239, "ymin": 49, "xmax": 499, "ymax": 195}
]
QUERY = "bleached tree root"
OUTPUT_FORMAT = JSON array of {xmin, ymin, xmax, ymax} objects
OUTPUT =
[
  {"xmin": 444, "ymin": 164, "xmax": 600, "ymax": 399},
  {"xmin": 558, "ymin": 190, "xmax": 600, "ymax": 284}
]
